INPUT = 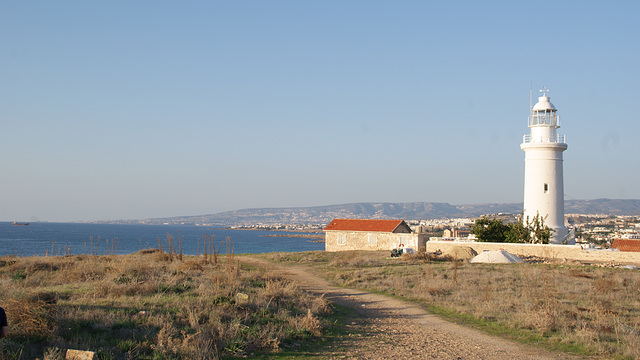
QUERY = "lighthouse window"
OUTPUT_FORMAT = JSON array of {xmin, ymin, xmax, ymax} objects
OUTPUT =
[{"xmin": 544, "ymin": 183, "xmax": 549, "ymax": 193}]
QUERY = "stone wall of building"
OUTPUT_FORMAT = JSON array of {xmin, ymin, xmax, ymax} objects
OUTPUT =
[
  {"xmin": 426, "ymin": 240, "xmax": 640, "ymax": 265},
  {"xmin": 326, "ymin": 231, "xmax": 427, "ymax": 252}
]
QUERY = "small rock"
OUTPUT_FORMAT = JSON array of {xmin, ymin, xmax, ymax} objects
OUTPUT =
[
  {"xmin": 235, "ymin": 292, "xmax": 249, "ymax": 304},
  {"xmin": 66, "ymin": 349, "xmax": 96, "ymax": 360}
]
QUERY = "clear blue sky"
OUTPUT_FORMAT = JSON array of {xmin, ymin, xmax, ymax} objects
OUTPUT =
[{"xmin": 1, "ymin": 1, "xmax": 638, "ymax": 222}]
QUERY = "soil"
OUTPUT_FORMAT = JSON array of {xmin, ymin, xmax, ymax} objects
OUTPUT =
[{"xmin": 242, "ymin": 257, "xmax": 582, "ymax": 360}]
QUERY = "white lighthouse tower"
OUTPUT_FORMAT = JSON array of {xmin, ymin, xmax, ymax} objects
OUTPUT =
[{"xmin": 521, "ymin": 88, "xmax": 569, "ymax": 244}]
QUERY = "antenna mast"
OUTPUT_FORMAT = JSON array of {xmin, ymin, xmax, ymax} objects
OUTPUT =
[{"xmin": 529, "ymin": 82, "xmax": 533, "ymax": 112}]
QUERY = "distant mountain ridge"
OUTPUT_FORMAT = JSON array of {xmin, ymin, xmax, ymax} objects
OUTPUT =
[{"xmin": 127, "ymin": 199, "xmax": 640, "ymax": 226}]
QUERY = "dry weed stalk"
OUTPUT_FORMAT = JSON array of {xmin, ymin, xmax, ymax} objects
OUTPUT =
[
  {"xmin": 157, "ymin": 237, "xmax": 164, "ymax": 254},
  {"xmin": 213, "ymin": 235, "xmax": 218, "ymax": 263},
  {"xmin": 178, "ymin": 231, "xmax": 183, "ymax": 261},
  {"xmin": 452, "ymin": 257, "xmax": 461, "ymax": 284},
  {"xmin": 201, "ymin": 234, "xmax": 218, "ymax": 265},
  {"xmin": 167, "ymin": 234, "xmax": 174, "ymax": 262},
  {"xmin": 202, "ymin": 234, "xmax": 208, "ymax": 262}
]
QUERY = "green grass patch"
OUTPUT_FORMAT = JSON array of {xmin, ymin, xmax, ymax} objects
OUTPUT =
[{"xmin": 247, "ymin": 304, "xmax": 352, "ymax": 360}]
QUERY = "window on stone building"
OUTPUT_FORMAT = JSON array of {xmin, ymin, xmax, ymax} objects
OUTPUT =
[
  {"xmin": 337, "ymin": 235, "xmax": 346, "ymax": 245},
  {"xmin": 368, "ymin": 235, "xmax": 377, "ymax": 246}
]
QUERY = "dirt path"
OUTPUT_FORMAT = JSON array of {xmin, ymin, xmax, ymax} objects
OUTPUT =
[{"xmin": 242, "ymin": 257, "xmax": 581, "ymax": 360}]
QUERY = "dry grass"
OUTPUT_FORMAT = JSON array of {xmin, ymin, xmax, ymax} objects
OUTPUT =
[
  {"xmin": 0, "ymin": 252, "xmax": 330, "ymax": 360},
  {"xmin": 268, "ymin": 250, "xmax": 640, "ymax": 359},
  {"xmin": 5, "ymin": 248, "xmax": 639, "ymax": 359}
]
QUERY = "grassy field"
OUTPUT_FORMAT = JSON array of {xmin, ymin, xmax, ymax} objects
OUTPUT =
[
  {"xmin": 2, "ymin": 249, "xmax": 640, "ymax": 359},
  {"xmin": 266, "ymin": 251, "xmax": 640, "ymax": 359},
  {"xmin": 0, "ymin": 251, "xmax": 330, "ymax": 360}
]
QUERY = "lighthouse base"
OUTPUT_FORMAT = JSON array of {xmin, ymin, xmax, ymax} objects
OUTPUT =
[{"xmin": 550, "ymin": 226, "xmax": 574, "ymax": 245}]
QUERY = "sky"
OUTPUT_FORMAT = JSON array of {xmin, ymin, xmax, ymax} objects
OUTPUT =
[{"xmin": 1, "ymin": 1, "xmax": 639, "ymax": 222}]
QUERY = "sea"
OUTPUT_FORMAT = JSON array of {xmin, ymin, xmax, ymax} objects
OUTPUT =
[{"xmin": 0, "ymin": 222, "xmax": 325, "ymax": 257}]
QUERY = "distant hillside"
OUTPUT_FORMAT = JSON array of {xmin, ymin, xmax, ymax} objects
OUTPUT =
[
  {"xmin": 124, "ymin": 199, "xmax": 640, "ymax": 226},
  {"xmin": 565, "ymin": 199, "xmax": 640, "ymax": 215}
]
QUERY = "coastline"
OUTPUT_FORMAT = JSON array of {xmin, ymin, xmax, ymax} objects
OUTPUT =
[{"xmin": 262, "ymin": 233, "xmax": 325, "ymax": 240}]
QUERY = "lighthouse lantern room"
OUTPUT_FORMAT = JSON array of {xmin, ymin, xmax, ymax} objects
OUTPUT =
[{"xmin": 521, "ymin": 88, "xmax": 571, "ymax": 244}]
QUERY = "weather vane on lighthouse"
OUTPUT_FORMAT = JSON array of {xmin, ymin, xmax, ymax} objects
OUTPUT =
[{"xmin": 539, "ymin": 86, "xmax": 550, "ymax": 97}]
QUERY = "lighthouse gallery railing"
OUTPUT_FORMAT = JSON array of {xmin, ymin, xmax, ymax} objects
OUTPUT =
[{"xmin": 522, "ymin": 134, "xmax": 566, "ymax": 143}]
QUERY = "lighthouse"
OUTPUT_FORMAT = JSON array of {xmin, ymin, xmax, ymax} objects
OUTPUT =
[{"xmin": 521, "ymin": 88, "xmax": 570, "ymax": 244}]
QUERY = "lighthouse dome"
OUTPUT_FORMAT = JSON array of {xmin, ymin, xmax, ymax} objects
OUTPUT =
[{"xmin": 532, "ymin": 95, "xmax": 556, "ymax": 111}]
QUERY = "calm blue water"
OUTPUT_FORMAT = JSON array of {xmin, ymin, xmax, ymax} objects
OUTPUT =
[{"xmin": 0, "ymin": 222, "xmax": 324, "ymax": 257}]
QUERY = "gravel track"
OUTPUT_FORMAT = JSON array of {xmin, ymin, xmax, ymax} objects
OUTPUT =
[{"xmin": 242, "ymin": 257, "xmax": 582, "ymax": 360}]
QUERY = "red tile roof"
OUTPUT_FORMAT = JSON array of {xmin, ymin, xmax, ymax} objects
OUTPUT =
[
  {"xmin": 611, "ymin": 239, "xmax": 640, "ymax": 252},
  {"xmin": 323, "ymin": 219, "xmax": 408, "ymax": 233}
]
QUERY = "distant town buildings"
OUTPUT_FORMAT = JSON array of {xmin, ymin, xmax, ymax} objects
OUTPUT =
[
  {"xmin": 570, "ymin": 214, "xmax": 640, "ymax": 246},
  {"xmin": 320, "ymin": 214, "xmax": 640, "ymax": 251},
  {"xmin": 442, "ymin": 228, "xmax": 471, "ymax": 239},
  {"xmin": 219, "ymin": 212, "xmax": 640, "ymax": 253}
]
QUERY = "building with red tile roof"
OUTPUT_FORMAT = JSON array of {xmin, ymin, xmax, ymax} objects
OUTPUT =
[
  {"xmin": 324, "ymin": 218, "xmax": 426, "ymax": 252},
  {"xmin": 324, "ymin": 219, "xmax": 412, "ymax": 233}
]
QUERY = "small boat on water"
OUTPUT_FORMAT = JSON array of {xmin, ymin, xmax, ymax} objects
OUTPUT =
[{"xmin": 12, "ymin": 222, "xmax": 30, "ymax": 226}]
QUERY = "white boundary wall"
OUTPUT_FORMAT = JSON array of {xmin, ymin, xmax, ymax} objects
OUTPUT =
[{"xmin": 427, "ymin": 240, "xmax": 640, "ymax": 265}]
